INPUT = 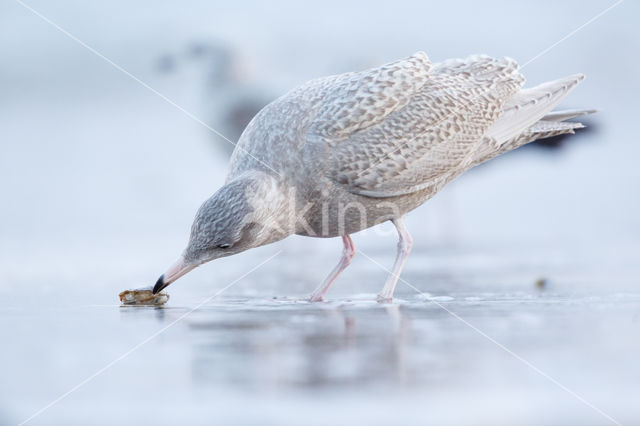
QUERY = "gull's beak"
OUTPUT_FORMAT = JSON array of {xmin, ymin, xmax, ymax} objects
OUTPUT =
[{"xmin": 153, "ymin": 256, "xmax": 196, "ymax": 294}]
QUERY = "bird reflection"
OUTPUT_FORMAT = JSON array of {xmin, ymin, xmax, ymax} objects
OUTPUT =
[{"xmin": 187, "ymin": 300, "xmax": 415, "ymax": 390}]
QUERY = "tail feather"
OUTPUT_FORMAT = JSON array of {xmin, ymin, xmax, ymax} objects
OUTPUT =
[
  {"xmin": 471, "ymin": 119, "xmax": 586, "ymax": 167},
  {"xmin": 496, "ymin": 120, "xmax": 584, "ymax": 155},
  {"xmin": 542, "ymin": 108, "xmax": 596, "ymax": 122},
  {"xmin": 485, "ymin": 74, "xmax": 585, "ymax": 144}
]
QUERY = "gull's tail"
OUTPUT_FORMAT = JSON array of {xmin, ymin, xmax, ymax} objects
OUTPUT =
[
  {"xmin": 542, "ymin": 108, "xmax": 596, "ymax": 122},
  {"xmin": 473, "ymin": 74, "xmax": 594, "ymax": 164}
]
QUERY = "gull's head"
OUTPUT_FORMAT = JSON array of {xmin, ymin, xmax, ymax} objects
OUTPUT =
[{"xmin": 153, "ymin": 172, "xmax": 288, "ymax": 294}]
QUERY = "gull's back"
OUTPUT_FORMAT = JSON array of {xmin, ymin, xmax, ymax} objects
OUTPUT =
[{"xmin": 229, "ymin": 52, "xmax": 590, "ymax": 210}]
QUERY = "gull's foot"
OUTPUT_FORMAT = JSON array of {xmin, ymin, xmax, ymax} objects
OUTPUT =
[
  {"xmin": 305, "ymin": 294, "xmax": 325, "ymax": 303},
  {"xmin": 376, "ymin": 293, "xmax": 394, "ymax": 303}
]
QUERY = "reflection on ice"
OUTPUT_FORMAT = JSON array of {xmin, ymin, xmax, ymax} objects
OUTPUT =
[{"xmin": 188, "ymin": 299, "xmax": 414, "ymax": 389}]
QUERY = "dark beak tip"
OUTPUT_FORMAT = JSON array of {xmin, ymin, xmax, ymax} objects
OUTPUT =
[{"xmin": 152, "ymin": 275, "xmax": 165, "ymax": 294}]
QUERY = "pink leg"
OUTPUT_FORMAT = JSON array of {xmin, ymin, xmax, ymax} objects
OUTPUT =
[
  {"xmin": 308, "ymin": 235, "xmax": 356, "ymax": 302},
  {"xmin": 378, "ymin": 217, "xmax": 413, "ymax": 301}
]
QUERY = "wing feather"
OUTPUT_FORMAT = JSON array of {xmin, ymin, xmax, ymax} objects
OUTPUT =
[
  {"xmin": 324, "ymin": 55, "xmax": 524, "ymax": 197},
  {"xmin": 307, "ymin": 52, "xmax": 431, "ymax": 141}
]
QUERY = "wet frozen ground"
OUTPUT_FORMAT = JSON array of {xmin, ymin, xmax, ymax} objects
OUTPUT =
[{"xmin": 2, "ymin": 242, "xmax": 639, "ymax": 425}]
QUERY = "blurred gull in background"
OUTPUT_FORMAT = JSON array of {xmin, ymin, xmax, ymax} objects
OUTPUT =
[{"xmin": 157, "ymin": 40, "xmax": 274, "ymax": 155}]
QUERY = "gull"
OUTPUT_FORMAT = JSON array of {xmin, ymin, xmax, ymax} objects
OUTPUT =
[
  {"xmin": 158, "ymin": 41, "xmax": 273, "ymax": 156},
  {"xmin": 152, "ymin": 52, "xmax": 593, "ymax": 301},
  {"xmin": 186, "ymin": 41, "xmax": 273, "ymax": 156}
]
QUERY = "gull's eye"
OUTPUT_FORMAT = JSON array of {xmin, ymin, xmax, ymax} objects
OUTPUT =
[{"xmin": 217, "ymin": 243, "xmax": 231, "ymax": 249}]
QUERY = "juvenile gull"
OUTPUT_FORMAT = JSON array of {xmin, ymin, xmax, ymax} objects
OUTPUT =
[{"xmin": 153, "ymin": 52, "xmax": 592, "ymax": 301}]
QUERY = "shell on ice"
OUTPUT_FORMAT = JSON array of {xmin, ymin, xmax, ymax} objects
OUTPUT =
[{"xmin": 119, "ymin": 287, "xmax": 169, "ymax": 306}]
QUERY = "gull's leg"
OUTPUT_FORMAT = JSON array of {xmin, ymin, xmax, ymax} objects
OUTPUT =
[
  {"xmin": 308, "ymin": 235, "xmax": 356, "ymax": 302},
  {"xmin": 378, "ymin": 217, "xmax": 413, "ymax": 301}
]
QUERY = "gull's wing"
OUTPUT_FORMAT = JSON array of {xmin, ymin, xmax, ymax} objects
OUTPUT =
[
  {"xmin": 317, "ymin": 54, "xmax": 524, "ymax": 197},
  {"xmin": 230, "ymin": 52, "xmax": 431, "ymax": 179},
  {"xmin": 306, "ymin": 52, "xmax": 432, "ymax": 141}
]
